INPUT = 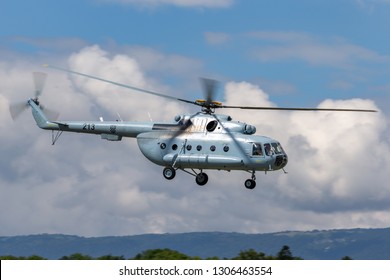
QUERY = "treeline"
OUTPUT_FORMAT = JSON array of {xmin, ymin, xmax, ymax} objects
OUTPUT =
[{"xmin": 0, "ymin": 245, "xmax": 351, "ymax": 260}]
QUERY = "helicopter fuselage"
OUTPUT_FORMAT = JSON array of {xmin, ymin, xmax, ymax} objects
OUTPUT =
[
  {"xmin": 137, "ymin": 125, "xmax": 288, "ymax": 173},
  {"xmin": 29, "ymin": 99, "xmax": 288, "ymax": 176}
]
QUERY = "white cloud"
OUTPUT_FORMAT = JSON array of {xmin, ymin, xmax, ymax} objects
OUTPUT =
[
  {"xmin": 120, "ymin": 45, "xmax": 204, "ymax": 87},
  {"xmin": 204, "ymin": 32, "xmax": 231, "ymax": 45},
  {"xmin": 223, "ymin": 82, "xmax": 390, "ymax": 215},
  {"xmin": 67, "ymin": 45, "xmax": 184, "ymax": 120},
  {"xmin": 249, "ymin": 31, "xmax": 390, "ymax": 68},
  {"xmin": 2, "ymin": 44, "xmax": 390, "ymax": 237}
]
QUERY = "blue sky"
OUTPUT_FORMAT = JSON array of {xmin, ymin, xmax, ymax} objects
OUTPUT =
[
  {"xmin": 2, "ymin": 0, "xmax": 390, "ymax": 107},
  {"xmin": 1, "ymin": 0, "xmax": 390, "ymax": 237}
]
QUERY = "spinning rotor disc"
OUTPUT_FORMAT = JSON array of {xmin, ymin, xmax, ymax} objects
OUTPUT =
[{"xmin": 44, "ymin": 65, "xmax": 377, "ymax": 114}]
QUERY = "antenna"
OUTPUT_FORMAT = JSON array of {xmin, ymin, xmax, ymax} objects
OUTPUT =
[{"xmin": 116, "ymin": 112, "xmax": 123, "ymax": 122}]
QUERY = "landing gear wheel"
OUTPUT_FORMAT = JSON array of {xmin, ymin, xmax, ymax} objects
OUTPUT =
[
  {"xmin": 195, "ymin": 172, "xmax": 208, "ymax": 186},
  {"xmin": 163, "ymin": 167, "xmax": 176, "ymax": 180},
  {"xmin": 244, "ymin": 179, "xmax": 256, "ymax": 189}
]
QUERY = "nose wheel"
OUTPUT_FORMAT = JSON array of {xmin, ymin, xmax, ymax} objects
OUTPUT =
[
  {"xmin": 244, "ymin": 171, "xmax": 256, "ymax": 189},
  {"xmin": 244, "ymin": 179, "xmax": 256, "ymax": 189}
]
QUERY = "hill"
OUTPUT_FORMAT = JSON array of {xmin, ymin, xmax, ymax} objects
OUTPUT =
[{"xmin": 1, "ymin": 228, "xmax": 390, "ymax": 259}]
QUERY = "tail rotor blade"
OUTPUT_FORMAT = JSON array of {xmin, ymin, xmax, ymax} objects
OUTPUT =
[
  {"xmin": 9, "ymin": 101, "xmax": 28, "ymax": 120},
  {"xmin": 33, "ymin": 72, "xmax": 47, "ymax": 98},
  {"xmin": 41, "ymin": 106, "xmax": 60, "ymax": 121}
]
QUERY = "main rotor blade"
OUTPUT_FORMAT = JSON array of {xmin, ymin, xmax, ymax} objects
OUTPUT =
[
  {"xmin": 45, "ymin": 65, "xmax": 197, "ymax": 106},
  {"xmin": 220, "ymin": 105, "xmax": 377, "ymax": 113},
  {"xmin": 212, "ymin": 113, "xmax": 250, "ymax": 164},
  {"xmin": 33, "ymin": 72, "xmax": 47, "ymax": 98}
]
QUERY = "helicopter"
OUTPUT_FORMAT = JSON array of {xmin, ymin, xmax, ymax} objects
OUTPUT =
[{"xmin": 10, "ymin": 66, "xmax": 377, "ymax": 189}]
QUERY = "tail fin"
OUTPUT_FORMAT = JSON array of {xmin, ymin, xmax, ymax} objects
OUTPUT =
[{"xmin": 28, "ymin": 99, "xmax": 57, "ymax": 129}]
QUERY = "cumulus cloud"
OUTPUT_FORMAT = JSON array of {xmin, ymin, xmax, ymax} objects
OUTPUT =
[
  {"xmin": 222, "ymin": 82, "xmax": 390, "ymax": 214},
  {"xmin": 67, "ymin": 45, "xmax": 184, "ymax": 120},
  {"xmin": 1, "ymin": 45, "xmax": 390, "ymax": 237}
]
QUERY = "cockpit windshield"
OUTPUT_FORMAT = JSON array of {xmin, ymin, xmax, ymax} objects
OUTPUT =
[
  {"xmin": 271, "ymin": 143, "xmax": 284, "ymax": 154},
  {"xmin": 264, "ymin": 143, "xmax": 284, "ymax": 156}
]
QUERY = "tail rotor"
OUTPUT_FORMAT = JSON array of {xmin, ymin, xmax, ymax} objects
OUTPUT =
[
  {"xmin": 9, "ymin": 72, "xmax": 59, "ymax": 120},
  {"xmin": 33, "ymin": 71, "xmax": 47, "ymax": 98},
  {"xmin": 9, "ymin": 101, "xmax": 29, "ymax": 120}
]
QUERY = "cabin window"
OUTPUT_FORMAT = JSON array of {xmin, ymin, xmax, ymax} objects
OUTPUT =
[
  {"xmin": 210, "ymin": 145, "xmax": 216, "ymax": 152},
  {"xmin": 223, "ymin": 145, "xmax": 229, "ymax": 152},
  {"xmin": 197, "ymin": 145, "xmax": 202, "ymax": 151},
  {"xmin": 252, "ymin": 143, "xmax": 263, "ymax": 156},
  {"xmin": 186, "ymin": 145, "xmax": 192, "ymax": 151},
  {"xmin": 172, "ymin": 144, "xmax": 178, "ymax": 151},
  {"xmin": 160, "ymin": 143, "xmax": 166, "ymax": 149}
]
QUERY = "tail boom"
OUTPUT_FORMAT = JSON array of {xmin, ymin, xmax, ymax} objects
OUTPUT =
[{"xmin": 28, "ymin": 99, "xmax": 154, "ymax": 139}]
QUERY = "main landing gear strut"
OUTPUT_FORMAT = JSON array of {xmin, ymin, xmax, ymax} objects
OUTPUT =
[
  {"xmin": 163, "ymin": 167, "xmax": 208, "ymax": 186},
  {"xmin": 163, "ymin": 167, "xmax": 257, "ymax": 189}
]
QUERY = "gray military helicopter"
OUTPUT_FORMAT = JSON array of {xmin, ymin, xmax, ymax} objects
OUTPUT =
[{"xmin": 10, "ymin": 67, "xmax": 376, "ymax": 189}]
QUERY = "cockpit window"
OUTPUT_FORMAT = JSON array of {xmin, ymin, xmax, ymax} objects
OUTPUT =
[
  {"xmin": 264, "ymin": 143, "xmax": 272, "ymax": 156},
  {"xmin": 271, "ymin": 143, "xmax": 284, "ymax": 154},
  {"xmin": 264, "ymin": 143, "xmax": 284, "ymax": 155},
  {"xmin": 252, "ymin": 143, "xmax": 263, "ymax": 156}
]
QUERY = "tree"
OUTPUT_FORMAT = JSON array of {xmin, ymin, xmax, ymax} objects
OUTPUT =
[
  {"xmin": 132, "ymin": 248, "xmax": 192, "ymax": 260},
  {"xmin": 0, "ymin": 255, "xmax": 46, "ymax": 260},
  {"xmin": 27, "ymin": 255, "xmax": 47, "ymax": 260},
  {"xmin": 60, "ymin": 253, "xmax": 93, "ymax": 260},
  {"xmin": 232, "ymin": 249, "xmax": 268, "ymax": 260},
  {"xmin": 0, "ymin": 255, "xmax": 20, "ymax": 260},
  {"xmin": 97, "ymin": 254, "xmax": 125, "ymax": 260},
  {"xmin": 276, "ymin": 245, "xmax": 301, "ymax": 260}
]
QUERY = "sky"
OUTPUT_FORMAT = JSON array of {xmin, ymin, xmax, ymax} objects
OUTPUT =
[{"xmin": 1, "ymin": 0, "xmax": 390, "ymax": 237}]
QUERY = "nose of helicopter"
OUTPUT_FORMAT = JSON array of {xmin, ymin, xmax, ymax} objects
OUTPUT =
[{"xmin": 274, "ymin": 153, "xmax": 288, "ymax": 169}]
